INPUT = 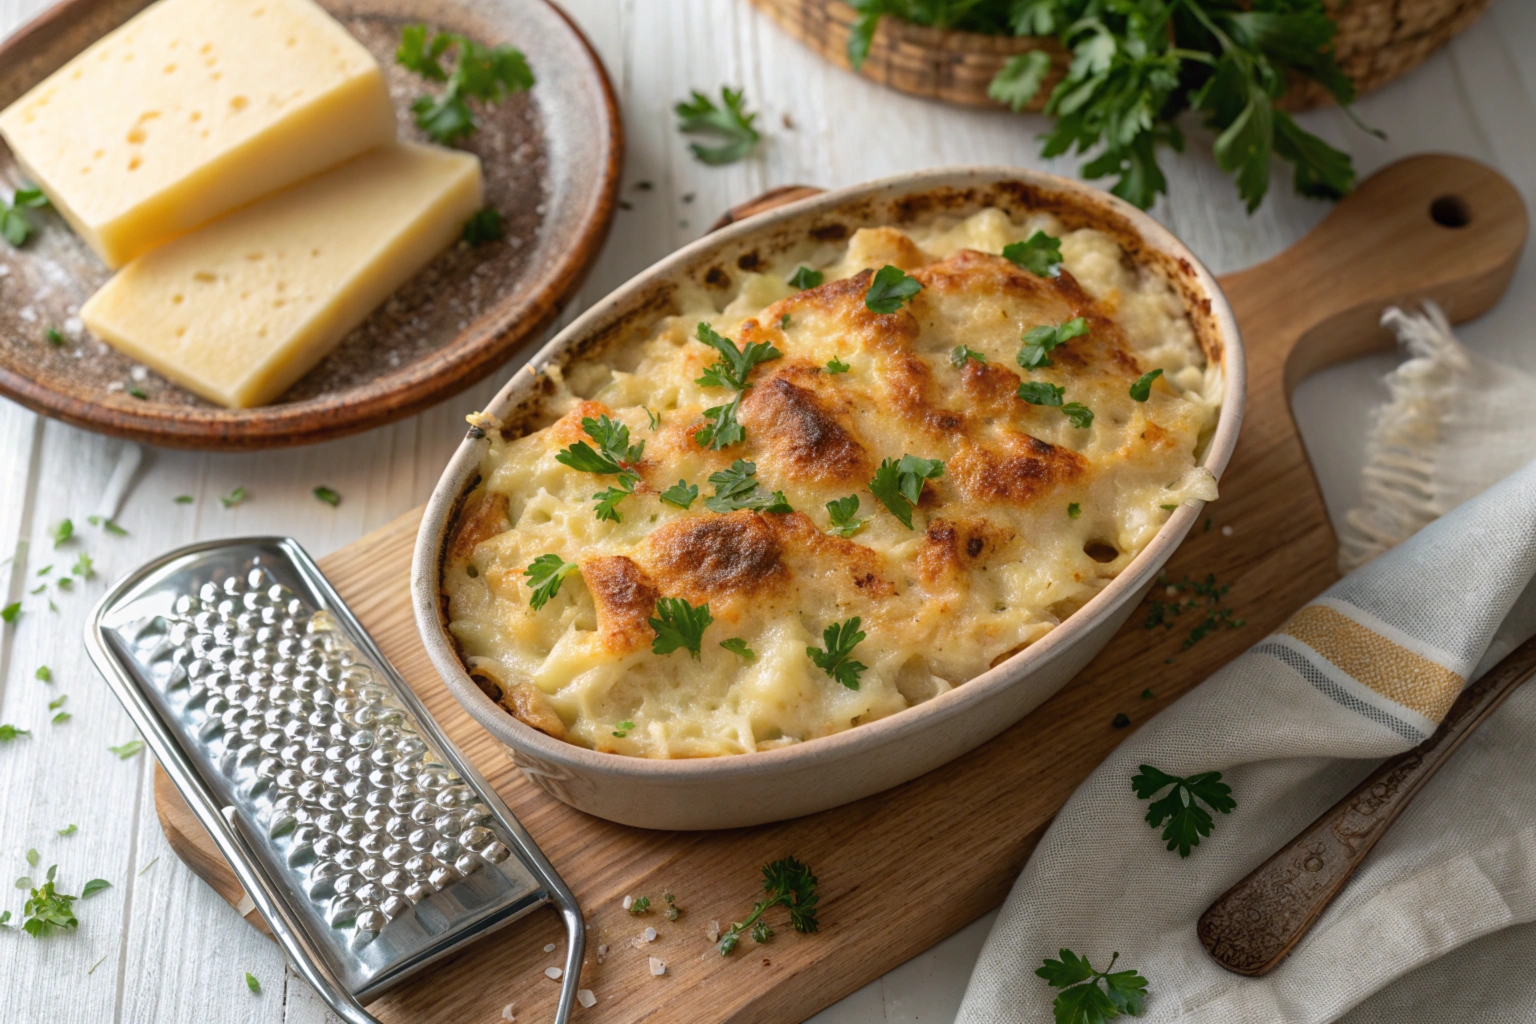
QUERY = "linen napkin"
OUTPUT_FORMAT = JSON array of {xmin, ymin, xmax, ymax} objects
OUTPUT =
[{"xmin": 957, "ymin": 308, "xmax": 1536, "ymax": 1024}]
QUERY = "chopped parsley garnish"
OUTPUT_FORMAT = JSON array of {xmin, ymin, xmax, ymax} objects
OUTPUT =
[
  {"xmin": 109, "ymin": 740, "xmax": 144, "ymax": 759},
  {"xmin": 612, "ymin": 720, "xmax": 634, "ymax": 738},
  {"xmin": 1018, "ymin": 381, "xmax": 1064, "ymax": 406},
  {"xmin": 312, "ymin": 486, "xmax": 341, "ymax": 507},
  {"xmin": 780, "ymin": 313, "xmax": 792, "ymax": 330},
  {"xmin": 556, "ymin": 415, "xmax": 645, "ymax": 521},
  {"xmin": 693, "ymin": 322, "xmax": 782, "ymax": 450},
  {"xmin": 1067, "ymin": 503, "xmax": 1082, "ymax": 519},
  {"xmin": 2, "ymin": 603, "xmax": 20, "ymax": 624},
  {"xmin": 674, "ymin": 87, "xmax": 761, "ymax": 165},
  {"xmin": 1001, "ymin": 231, "xmax": 1064, "ymax": 277},
  {"xmin": 49, "ymin": 519, "xmax": 72, "ymax": 548},
  {"xmin": 1132, "ymin": 764, "xmax": 1236, "ymax": 857},
  {"xmin": 20, "ymin": 873, "xmax": 78, "ymax": 937},
  {"xmin": 46, "ymin": 327, "xmax": 63, "ymax": 346},
  {"xmin": 245, "ymin": 972, "xmax": 261, "ymax": 994},
  {"xmin": 72, "ymin": 553, "xmax": 93, "ymax": 578},
  {"xmin": 867, "ymin": 454, "xmax": 944, "ymax": 530},
  {"xmin": 35, "ymin": 666, "xmax": 51, "ymax": 683},
  {"xmin": 825, "ymin": 495, "xmax": 866, "ymax": 538},
  {"xmin": 1141, "ymin": 688, "xmax": 1155, "ymax": 699},
  {"xmin": 807, "ymin": 617, "xmax": 867, "ymax": 690},
  {"xmin": 56, "ymin": 824, "xmax": 75, "ymax": 837},
  {"xmin": 1143, "ymin": 573, "xmax": 1245, "ymax": 652},
  {"xmin": 1063, "ymin": 402, "xmax": 1094, "ymax": 429},
  {"xmin": 1, "ymin": 185, "xmax": 48, "ymax": 247},
  {"xmin": 1111, "ymin": 712, "xmax": 1130, "ymax": 728},
  {"xmin": 1017, "ymin": 317, "xmax": 1087, "ymax": 370},
  {"xmin": 125, "ymin": 385, "xmax": 148, "ymax": 400},
  {"xmin": 461, "ymin": 205, "xmax": 505, "ymax": 245},
  {"xmin": 644, "ymin": 406, "xmax": 661, "ymax": 430},
  {"xmin": 174, "ymin": 495, "xmax": 194, "ymax": 504},
  {"xmin": 0, "ymin": 724, "xmax": 29, "ymax": 741},
  {"xmin": 396, "ymin": 26, "xmax": 534, "ymax": 145},
  {"xmin": 650, "ymin": 596, "xmax": 713, "ymax": 658},
  {"xmin": 659, "ymin": 480, "xmax": 699, "ymax": 509},
  {"xmin": 1036, "ymin": 949, "xmax": 1148, "ymax": 1024},
  {"xmin": 627, "ymin": 895, "xmax": 652, "ymax": 915},
  {"xmin": 720, "ymin": 637, "xmax": 755, "ymax": 660},
  {"xmin": 1129, "ymin": 368, "xmax": 1164, "ymax": 401},
  {"xmin": 81, "ymin": 878, "xmax": 110, "ymax": 898},
  {"xmin": 825, "ymin": 356, "xmax": 851, "ymax": 374},
  {"xmin": 1160, "ymin": 504, "xmax": 1178, "ymax": 511},
  {"xmin": 863, "ymin": 265, "xmax": 922, "ymax": 313},
  {"xmin": 88, "ymin": 515, "xmax": 127, "ymax": 535},
  {"xmin": 48, "ymin": 695, "xmax": 66, "ymax": 712},
  {"xmin": 705, "ymin": 460, "xmax": 791, "ymax": 514},
  {"xmin": 219, "ymin": 487, "xmax": 248, "ymax": 508},
  {"xmin": 524, "ymin": 554, "xmax": 580, "ymax": 611},
  {"xmin": 788, "ymin": 266, "xmax": 823, "ymax": 290},
  {"xmin": 718, "ymin": 857, "xmax": 819, "ymax": 955},
  {"xmin": 951, "ymin": 345, "xmax": 988, "ymax": 367}
]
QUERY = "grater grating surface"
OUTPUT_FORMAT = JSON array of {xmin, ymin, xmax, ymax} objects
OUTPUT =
[{"xmin": 87, "ymin": 538, "xmax": 583, "ymax": 1023}]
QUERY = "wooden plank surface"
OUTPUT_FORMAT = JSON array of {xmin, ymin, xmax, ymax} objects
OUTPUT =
[
  {"xmin": 151, "ymin": 155, "xmax": 1527, "ymax": 1024},
  {"xmin": 1, "ymin": 1, "xmax": 1535, "ymax": 1022}
]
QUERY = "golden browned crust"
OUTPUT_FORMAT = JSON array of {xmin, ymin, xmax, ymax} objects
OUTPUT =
[
  {"xmin": 581, "ymin": 555, "xmax": 659, "ymax": 654},
  {"xmin": 642, "ymin": 511, "xmax": 788, "ymax": 603},
  {"xmin": 449, "ymin": 492, "xmax": 509, "ymax": 563},
  {"xmin": 764, "ymin": 512, "xmax": 898, "ymax": 600},
  {"xmin": 503, "ymin": 681, "xmax": 567, "ymax": 740},
  {"xmin": 947, "ymin": 432, "xmax": 1088, "ymax": 505},
  {"xmin": 915, "ymin": 516, "xmax": 1016, "ymax": 585},
  {"xmin": 739, "ymin": 362, "xmax": 871, "ymax": 484}
]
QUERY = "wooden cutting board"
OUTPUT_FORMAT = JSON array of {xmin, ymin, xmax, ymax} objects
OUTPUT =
[{"xmin": 153, "ymin": 155, "xmax": 1526, "ymax": 1024}]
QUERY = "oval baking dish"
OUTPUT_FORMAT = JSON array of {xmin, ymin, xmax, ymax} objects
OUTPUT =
[{"xmin": 412, "ymin": 168, "xmax": 1245, "ymax": 830}]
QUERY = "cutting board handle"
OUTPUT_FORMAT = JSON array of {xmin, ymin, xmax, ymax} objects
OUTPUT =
[{"xmin": 1220, "ymin": 154, "xmax": 1527, "ymax": 395}]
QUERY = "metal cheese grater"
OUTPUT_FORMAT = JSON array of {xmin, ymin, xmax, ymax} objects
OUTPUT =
[{"xmin": 85, "ymin": 538, "xmax": 584, "ymax": 1024}]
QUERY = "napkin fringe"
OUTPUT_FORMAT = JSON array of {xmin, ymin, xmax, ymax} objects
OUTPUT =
[{"xmin": 1337, "ymin": 304, "xmax": 1467, "ymax": 574}]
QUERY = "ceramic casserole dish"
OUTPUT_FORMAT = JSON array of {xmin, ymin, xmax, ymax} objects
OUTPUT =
[{"xmin": 411, "ymin": 167, "xmax": 1245, "ymax": 830}]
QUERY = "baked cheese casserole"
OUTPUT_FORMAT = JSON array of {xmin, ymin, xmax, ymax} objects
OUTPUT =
[{"xmin": 442, "ymin": 208, "xmax": 1220, "ymax": 758}]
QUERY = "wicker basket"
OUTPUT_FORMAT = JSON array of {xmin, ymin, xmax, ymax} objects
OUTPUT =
[{"xmin": 750, "ymin": 0, "xmax": 1494, "ymax": 112}]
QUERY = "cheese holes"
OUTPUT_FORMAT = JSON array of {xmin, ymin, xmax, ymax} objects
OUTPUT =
[{"xmin": 1083, "ymin": 541, "xmax": 1119, "ymax": 563}]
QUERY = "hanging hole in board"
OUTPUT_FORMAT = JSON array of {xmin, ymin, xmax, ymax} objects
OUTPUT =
[{"xmin": 1429, "ymin": 195, "xmax": 1471, "ymax": 228}]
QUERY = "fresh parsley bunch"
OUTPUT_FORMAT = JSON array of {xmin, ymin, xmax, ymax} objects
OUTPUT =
[
  {"xmin": 1037, "ymin": 948, "xmax": 1149, "ymax": 1024},
  {"xmin": 847, "ymin": 0, "xmax": 1369, "ymax": 211},
  {"xmin": 675, "ymin": 87, "xmax": 762, "ymax": 165},
  {"xmin": 397, "ymin": 26, "xmax": 534, "ymax": 145},
  {"xmin": 718, "ymin": 857, "xmax": 820, "ymax": 955},
  {"xmin": 1132, "ymin": 763, "xmax": 1236, "ymax": 857}
]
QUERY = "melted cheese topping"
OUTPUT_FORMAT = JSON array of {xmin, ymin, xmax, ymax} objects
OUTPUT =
[{"xmin": 443, "ymin": 209, "xmax": 1220, "ymax": 758}]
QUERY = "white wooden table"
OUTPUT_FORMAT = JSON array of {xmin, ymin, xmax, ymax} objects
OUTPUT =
[{"xmin": 2, "ymin": 1, "xmax": 1534, "ymax": 1020}]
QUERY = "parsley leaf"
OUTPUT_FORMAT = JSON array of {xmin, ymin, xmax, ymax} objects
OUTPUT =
[
  {"xmin": 1037, "ymin": 949, "xmax": 1148, "ymax": 1024},
  {"xmin": 109, "ymin": 740, "xmax": 144, "ymax": 759},
  {"xmin": 57, "ymin": 824, "xmax": 75, "ymax": 836},
  {"xmin": 312, "ymin": 486, "xmax": 341, "ymax": 507},
  {"xmin": 1018, "ymin": 381, "xmax": 1065, "ymax": 407},
  {"xmin": 1132, "ymin": 764, "xmax": 1236, "ymax": 857},
  {"xmin": 1068, "ymin": 503, "xmax": 1081, "ymax": 520},
  {"xmin": 524, "ymin": 554, "xmax": 580, "ymax": 611},
  {"xmin": 46, "ymin": 327, "xmax": 63, "ymax": 346},
  {"xmin": 989, "ymin": 50, "xmax": 1054, "ymax": 111},
  {"xmin": 21, "ymin": 875, "xmax": 77, "ymax": 937},
  {"xmin": 592, "ymin": 477, "xmax": 636, "ymax": 523},
  {"xmin": 1018, "ymin": 317, "xmax": 1088, "ymax": 370},
  {"xmin": 696, "ymin": 393, "xmax": 746, "ymax": 451},
  {"xmin": 660, "ymin": 480, "xmax": 699, "ymax": 509},
  {"xmin": 1129, "ymin": 368, "xmax": 1164, "ymax": 402},
  {"xmin": 220, "ymin": 487, "xmax": 247, "ymax": 508},
  {"xmin": 1062, "ymin": 402, "xmax": 1094, "ymax": 428},
  {"xmin": 612, "ymin": 720, "xmax": 634, "ymax": 738},
  {"xmin": 1, "ymin": 603, "xmax": 20, "ymax": 625},
  {"xmin": 461, "ymin": 206, "xmax": 505, "ymax": 245},
  {"xmin": 705, "ymin": 460, "xmax": 791, "ymax": 514},
  {"xmin": 1002, "ymin": 230, "xmax": 1065, "ymax": 277},
  {"xmin": 71, "ymin": 553, "xmax": 94, "ymax": 578},
  {"xmin": 643, "ymin": 406, "xmax": 661, "ymax": 431},
  {"xmin": 863, "ymin": 265, "xmax": 922, "ymax": 314},
  {"xmin": 49, "ymin": 519, "xmax": 72, "ymax": 548},
  {"xmin": 0, "ymin": 723, "xmax": 29, "ymax": 741},
  {"xmin": 951, "ymin": 345, "xmax": 988, "ymax": 368},
  {"xmin": 650, "ymin": 596, "xmax": 713, "ymax": 658},
  {"xmin": 35, "ymin": 666, "xmax": 51, "ymax": 682},
  {"xmin": 718, "ymin": 856, "xmax": 819, "ymax": 955},
  {"xmin": 246, "ymin": 972, "xmax": 261, "ymax": 994},
  {"xmin": 0, "ymin": 186, "xmax": 47, "ymax": 247},
  {"xmin": 867, "ymin": 454, "xmax": 944, "ymax": 530},
  {"xmin": 825, "ymin": 495, "xmax": 865, "ymax": 538},
  {"xmin": 825, "ymin": 356, "xmax": 851, "ymax": 374},
  {"xmin": 675, "ymin": 87, "xmax": 761, "ymax": 165},
  {"xmin": 81, "ymin": 878, "xmax": 111, "ymax": 898},
  {"xmin": 557, "ymin": 416, "xmax": 645, "ymax": 520},
  {"xmin": 788, "ymin": 266, "xmax": 824, "ymax": 290},
  {"xmin": 398, "ymin": 27, "xmax": 534, "ymax": 145},
  {"xmin": 720, "ymin": 637, "xmax": 755, "ymax": 660},
  {"xmin": 807, "ymin": 617, "xmax": 867, "ymax": 690},
  {"xmin": 694, "ymin": 322, "xmax": 781, "ymax": 392},
  {"xmin": 88, "ymin": 515, "xmax": 127, "ymax": 534}
]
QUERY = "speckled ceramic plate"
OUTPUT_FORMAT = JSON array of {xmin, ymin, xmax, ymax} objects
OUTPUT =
[{"xmin": 0, "ymin": 0, "xmax": 621, "ymax": 449}]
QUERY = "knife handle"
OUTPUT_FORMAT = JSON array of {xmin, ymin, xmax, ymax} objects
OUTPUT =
[{"xmin": 1197, "ymin": 632, "xmax": 1536, "ymax": 976}]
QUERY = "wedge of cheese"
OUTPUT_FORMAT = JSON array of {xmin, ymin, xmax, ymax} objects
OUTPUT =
[
  {"xmin": 81, "ymin": 143, "xmax": 483, "ymax": 408},
  {"xmin": 0, "ymin": 0, "xmax": 395, "ymax": 268}
]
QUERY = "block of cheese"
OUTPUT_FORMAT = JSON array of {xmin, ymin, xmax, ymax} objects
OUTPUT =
[
  {"xmin": 81, "ymin": 143, "xmax": 483, "ymax": 408},
  {"xmin": 0, "ymin": 0, "xmax": 396, "ymax": 268}
]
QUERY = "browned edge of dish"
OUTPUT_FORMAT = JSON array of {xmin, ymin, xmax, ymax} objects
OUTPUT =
[
  {"xmin": 0, "ymin": 0, "xmax": 623, "ymax": 450},
  {"xmin": 417, "ymin": 168, "xmax": 1242, "ymax": 777}
]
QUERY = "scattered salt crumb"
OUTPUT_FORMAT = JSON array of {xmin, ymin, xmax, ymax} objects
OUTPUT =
[
  {"xmin": 543, "ymin": 943, "xmax": 556, "ymax": 953},
  {"xmin": 643, "ymin": 927, "xmax": 657, "ymax": 943},
  {"xmin": 576, "ymin": 989, "xmax": 596, "ymax": 1009},
  {"xmin": 622, "ymin": 895, "xmax": 633, "ymax": 911},
  {"xmin": 130, "ymin": 364, "xmax": 148, "ymax": 382},
  {"xmin": 0, "ymin": 265, "xmax": 10, "ymax": 276},
  {"xmin": 107, "ymin": 382, "xmax": 125, "ymax": 392},
  {"xmin": 501, "ymin": 1004, "xmax": 516, "ymax": 1022},
  {"xmin": 20, "ymin": 306, "xmax": 37, "ymax": 322},
  {"xmin": 648, "ymin": 957, "xmax": 666, "ymax": 977},
  {"xmin": 64, "ymin": 316, "xmax": 83, "ymax": 337},
  {"xmin": 1221, "ymin": 525, "xmax": 1233, "ymax": 537},
  {"xmin": 706, "ymin": 921, "xmax": 720, "ymax": 943},
  {"xmin": 1165, "ymin": 585, "xmax": 1178, "ymax": 596},
  {"xmin": 597, "ymin": 944, "xmax": 608, "ymax": 956},
  {"xmin": 544, "ymin": 967, "xmax": 562, "ymax": 980}
]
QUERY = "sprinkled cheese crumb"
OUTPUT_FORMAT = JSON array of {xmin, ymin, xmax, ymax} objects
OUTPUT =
[
  {"xmin": 501, "ymin": 1004, "xmax": 516, "ymax": 1021},
  {"xmin": 577, "ymin": 989, "xmax": 596, "ymax": 1009},
  {"xmin": 706, "ymin": 920, "xmax": 720, "ymax": 943},
  {"xmin": 544, "ymin": 967, "xmax": 563, "ymax": 981},
  {"xmin": 543, "ymin": 943, "xmax": 556, "ymax": 953},
  {"xmin": 622, "ymin": 895, "xmax": 633, "ymax": 910},
  {"xmin": 465, "ymin": 410, "xmax": 505, "ymax": 431},
  {"xmin": 649, "ymin": 957, "xmax": 666, "ymax": 977},
  {"xmin": 597, "ymin": 944, "xmax": 608, "ymax": 956}
]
